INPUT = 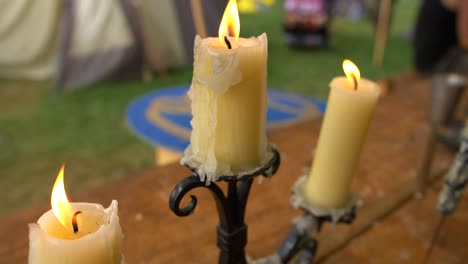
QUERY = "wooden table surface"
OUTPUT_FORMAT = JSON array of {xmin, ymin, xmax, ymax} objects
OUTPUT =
[{"xmin": 0, "ymin": 74, "xmax": 465, "ymax": 264}]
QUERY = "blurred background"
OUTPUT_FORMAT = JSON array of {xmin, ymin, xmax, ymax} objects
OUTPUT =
[{"xmin": 0, "ymin": 0, "xmax": 419, "ymax": 215}]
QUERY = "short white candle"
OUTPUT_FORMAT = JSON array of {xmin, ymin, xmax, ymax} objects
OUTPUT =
[{"xmin": 28, "ymin": 165, "xmax": 124, "ymax": 264}]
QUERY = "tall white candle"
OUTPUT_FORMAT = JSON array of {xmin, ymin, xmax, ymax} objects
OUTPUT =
[
  {"xmin": 181, "ymin": 0, "xmax": 269, "ymax": 181},
  {"xmin": 29, "ymin": 166, "xmax": 124, "ymax": 264},
  {"xmin": 304, "ymin": 60, "xmax": 380, "ymax": 209}
]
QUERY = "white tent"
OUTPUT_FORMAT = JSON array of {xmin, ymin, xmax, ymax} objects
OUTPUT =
[
  {"xmin": 0, "ymin": 0, "xmax": 227, "ymax": 90},
  {"xmin": 0, "ymin": 0, "xmax": 61, "ymax": 79}
]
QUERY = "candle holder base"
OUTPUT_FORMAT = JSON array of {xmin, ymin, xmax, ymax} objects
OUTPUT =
[
  {"xmin": 169, "ymin": 147, "xmax": 280, "ymax": 264},
  {"xmin": 169, "ymin": 152, "xmax": 358, "ymax": 264},
  {"xmin": 290, "ymin": 176, "xmax": 358, "ymax": 223},
  {"xmin": 182, "ymin": 144, "xmax": 279, "ymax": 182},
  {"xmin": 251, "ymin": 177, "xmax": 358, "ymax": 264}
]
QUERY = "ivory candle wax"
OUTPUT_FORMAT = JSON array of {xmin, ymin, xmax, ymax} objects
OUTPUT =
[
  {"xmin": 182, "ymin": 0, "xmax": 269, "ymax": 181},
  {"xmin": 304, "ymin": 61, "xmax": 380, "ymax": 208}
]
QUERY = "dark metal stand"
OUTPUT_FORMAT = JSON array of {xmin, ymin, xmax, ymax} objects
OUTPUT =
[
  {"xmin": 169, "ymin": 147, "xmax": 356, "ymax": 264},
  {"xmin": 274, "ymin": 208, "xmax": 356, "ymax": 264},
  {"xmin": 169, "ymin": 148, "xmax": 280, "ymax": 264}
]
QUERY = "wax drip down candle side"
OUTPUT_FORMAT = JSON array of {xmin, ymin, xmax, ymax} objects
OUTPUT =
[{"xmin": 181, "ymin": 0, "xmax": 272, "ymax": 182}]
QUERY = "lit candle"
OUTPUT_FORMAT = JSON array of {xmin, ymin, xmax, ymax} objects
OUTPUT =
[
  {"xmin": 29, "ymin": 165, "xmax": 124, "ymax": 264},
  {"xmin": 304, "ymin": 60, "xmax": 380, "ymax": 209},
  {"xmin": 181, "ymin": 0, "xmax": 269, "ymax": 181}
]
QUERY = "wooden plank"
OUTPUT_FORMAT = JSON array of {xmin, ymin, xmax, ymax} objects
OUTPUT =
[
  {"xmin": 316, "ymin": 156, "xmax": 450, "ymax": 262},
  {"xmin": 0, "ymin": 74, "xmax": 455, "ymax": 263},
  {"xmin": 321, "ymin": 176, "xmax": 468, "ymax": 264}
]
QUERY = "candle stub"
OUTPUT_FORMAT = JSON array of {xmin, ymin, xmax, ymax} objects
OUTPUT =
[
  {"xmin": 29, "ymin": 166, "xmax": 123, "ymax": 264},
  {"xmin": 29, "ymin": 201, "xmax": 124, "ymax": 264}
]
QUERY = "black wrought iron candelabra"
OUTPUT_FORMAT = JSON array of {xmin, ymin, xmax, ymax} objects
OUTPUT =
[{"xmin": 169, "ymin": 147, "xmax": 356, "ymax": 264}]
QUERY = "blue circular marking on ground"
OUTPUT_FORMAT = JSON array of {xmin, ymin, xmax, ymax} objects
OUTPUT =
[{"xmin": 126, "ymin": 85, "xmax": 326, "ymax": 152}]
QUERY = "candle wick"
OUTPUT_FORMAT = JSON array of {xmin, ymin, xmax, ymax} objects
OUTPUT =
[
  {"xmin": 224, "ymin": 36, "xmax": 232, "ymax": 49},
  {"xmin": 72, "ymin": 211, "xmax": 82, "ymax": 234},
  {"xmin": 353, "ymin": 75, "xmax": 358, "ymax": 91}
]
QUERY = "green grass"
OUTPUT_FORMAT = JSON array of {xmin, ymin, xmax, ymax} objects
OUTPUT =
[{"xmin": 0, "ymin": 0, "xmax": 419, "ymax": 215}]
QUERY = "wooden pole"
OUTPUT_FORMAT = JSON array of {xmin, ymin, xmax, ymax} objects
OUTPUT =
[
  {"xmin": 373, "ymin": 0, "xmax": 393, "ymax": 67},
  {"xmin": 191, "ymin": 0, "xmax": 208, "ymax": 38},
  {"xmin": 127, "ymin": 0, "xmax": 169, "ymax": 82},
  {"xmin": 415, "ymin": 123, "xmax": 437, "ymax": 194}
]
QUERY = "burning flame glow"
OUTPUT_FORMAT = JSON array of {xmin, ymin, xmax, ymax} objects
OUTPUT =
[
  {"xmin": 51, "ymin": 164, "xmax": 74, "ymax": 230},
  {"xmin": 342, "ymin": 59, "xmax": 361, "ymax": 86},
  {"xmin": 218, "ymin": 0, "xmax": 240, "ymax": 43}
]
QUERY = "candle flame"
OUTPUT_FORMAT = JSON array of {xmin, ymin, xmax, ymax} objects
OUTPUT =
[
  {"xmin": 51, "ymin": 164, "xmax": 74, "ymax": 231},
  {"xmin": 218, "ymin": 0, "xmax": 240, "ymax": 43},
  {"xmin": 342, "ymin": 59, "xmax": 361, "ymax": 87}
]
